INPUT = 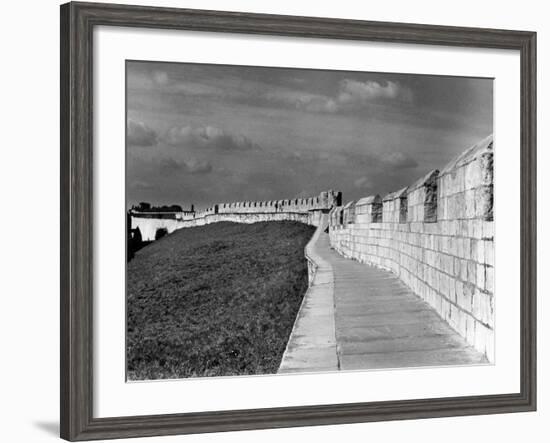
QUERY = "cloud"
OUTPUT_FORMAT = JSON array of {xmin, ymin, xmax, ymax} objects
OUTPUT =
[
  {"xmin": 380, "ymin": 152, "xmax": 418, "ymax": 170},
  {"xmin": 354, "ymin": 176, "xmax": 373, "ymax": 189},
  {"xmin": 165, "ymin": 125, "xmax": 260, "ymax": 152},
  {"xmin": 338, "ymin": 80, "xmax": 411, "ymax": 104},
  {"xmin": 345, "ymin": 148, "xmax": 418, "ymax": 170},
  {"xmin": 127, "ymin": 119, "xmax": 158, "ymax": 147},
  {"xmin": 159, "ymin": 157, "xmax": 213, "ymax": 175},
  {"xmin": 152, "ymin": 70, "xmax": 169, "ymax": 85},
  {"xmin": 147, "ymin": 68, "xmax": 237, "ymax": 97},
  {"xmin": 185, "ymin": 159, "xmax": 214, "ymax": 174},
  {"xmin": 264, "ymin": 79, "xmax": 412, "ymax": 114},
  {"xmin": 265, "ymin": 90, "xmax": 337, "ymax": 113}
]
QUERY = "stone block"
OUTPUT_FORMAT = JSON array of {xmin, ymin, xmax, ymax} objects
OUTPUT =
[
  {"xmin": 445, "ymin": 255, "xmax": 454, "ymax": 275},
  {"xmin": 463, "ymin": 238, "xmax": 471, "ymax": 260},
  {"xmin": 464, "ymin": 189, "xmax": 476, "ymax": 219},
  {"xmin": 448, "ymin": 237, "xmax": 458, "ymax": 256},
  {"xmin": 476, "ymin": 264, "xmax": 486, "ymax": 289},
  {"xmin": 472, "ymin": 219, "xmax": 483, "ymax": 239},
  {"xmin": 480, "ymin": 150, "xmax": 494, "ymax": 186},
  {"xmin": 466, "ymin": 315, "xmax": 476, "ymax": 346},
  {"xmin": 457, "ymin": 237, "xmax": 464, "ymax": 258},
  {"xmin": 465, "ymin": 158, "xmax": 483, "ymax": 190},
  {"xmin": 460, "ymin": 259, "xmax": 468, "ymax": 282},
  {"xmin": 453, "ymin": 257, "xmax": 461, "ymax": 276},
  {"xmin": 454, "ymin": 193, "xmax": 468, "ymax": 220},
  {"xmin": 457, "ymin": 282, "xmax": 473, "ymax": 311},
  {"xmin": 475, "ymin": 185, "xmax": 493, "ymax": 221},
  {"xmin": 484, "ymin": 240, "xmax": 494, "ymax": 267},
  {"xmin": 485, "ymin": 266, "xmax": 495, "ymax": 294},
  {"xmin": 470, "ymin": 238, "xmax": 478, "ymax": 262},
  {"xmin": 454, "ymin": 280, "xmax": 463, "ymax": 305},
  {"xmin": 482, "ymin": 220, "xmax": 494, "ymax": 239},
  {"xmin": 438, "ymin": 196, "xmax": 448, "ymax": 220},
  {"xmin": 477, "ymin": 239, "xmax": 485, "ymax": 263}
]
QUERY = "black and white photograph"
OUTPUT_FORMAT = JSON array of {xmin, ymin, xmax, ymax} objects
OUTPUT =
[
  {"xmin": 126, "ymin": 60, "xmax": 494, "ymax": 381},
  {"xmin": 1, "ymin": 0, "xmax": 542, "ymax": 441}
]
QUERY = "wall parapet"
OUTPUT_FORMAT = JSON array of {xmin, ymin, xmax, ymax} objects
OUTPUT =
[
  {"xmin": 329, "ymin": 135, "xmax": 495, "ymax": 362},
  {"xmin": 131, "ymin": 190, "xmax": 341, "ymax": 241},
  {"xmin": 356, "ymin": 194, "xmax": 382, "ymax": 223},
  {"xmin": 383, "ymin": 186, "xmax": 408, "ymax": 223}
]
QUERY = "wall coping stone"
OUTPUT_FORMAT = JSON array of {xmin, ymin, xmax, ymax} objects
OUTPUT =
[
  {"xmin": 409, "ymin": 169, "xmax": 439, "ymax": 192},
  {"xmin": 356, "ymin": 194, "xmax": 382, "ymax": 206},
  {"xmin": 439, "ymin": 135, "xmax": 493, "ymax": 176},
  {"xmin": 383, "ymin": 186, "xmax": 408, "ymax": 201},
  {"xmin": 343, "ymin": 201, "xmax": 356, "ymax": 209}
]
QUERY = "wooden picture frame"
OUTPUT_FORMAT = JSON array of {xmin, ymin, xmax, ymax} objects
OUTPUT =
[{"xmin": 60, "ymin": 1, "xmax": 536, "ymax": 440}]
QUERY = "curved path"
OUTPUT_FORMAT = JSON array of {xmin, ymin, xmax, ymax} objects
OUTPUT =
[{"xmin": 279, "ymin": 221, "xmax": 487, "ymax": 373}]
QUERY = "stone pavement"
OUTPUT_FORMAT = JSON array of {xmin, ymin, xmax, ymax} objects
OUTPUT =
[{"xmin": 278, "ymin": 227, "xmax": 487, "ymax": 373}]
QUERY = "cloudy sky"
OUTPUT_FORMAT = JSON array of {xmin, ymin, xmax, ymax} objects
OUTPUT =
[{"xmin": 126, "ymin": 60, "xmax": 492, "ymax": 209}]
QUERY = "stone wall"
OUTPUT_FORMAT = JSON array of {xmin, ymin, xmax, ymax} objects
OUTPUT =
[
  {"xmin": 328, "ymin": 136, "xmax": 494, "ymax": 362},
  {"xmin": 131, "ymin": 190, "xmax": 341, "ymax": 241},
  {"xmin": 216, "ymin": 190, "xmax": 342, "ymax": 214}
]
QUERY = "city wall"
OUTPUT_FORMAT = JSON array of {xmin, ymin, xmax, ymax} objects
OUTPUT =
[
  {"xmin": 130, "ymin": 136, "xmax": 495, "ymax": 362},
  {"xmin": 130, "ymin": 190, "xmax": 341, "ymax": 241},
  {"xmin": 328, "ymin": 136, "xmax": 494, "ymax": 361}
]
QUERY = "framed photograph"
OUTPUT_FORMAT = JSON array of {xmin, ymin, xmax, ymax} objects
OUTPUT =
[{"xmin": 60, "ymin": 1, "xmax": 536, "ymax": 440}]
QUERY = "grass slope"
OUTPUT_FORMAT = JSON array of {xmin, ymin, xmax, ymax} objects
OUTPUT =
[{"xmin": 127, "ymin": 221, "xmax": 315, "ymax": 380}]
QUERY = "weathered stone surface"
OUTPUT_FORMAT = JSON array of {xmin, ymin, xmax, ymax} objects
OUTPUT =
[
  {"xmin": 329, "ymin": 136, "xmax": 495, "ymax": 362},
  {"xmin": 343, "ymin": 201, "xmax": 356, "ymax": 225},
  {"xmin": 356, "ymin": 194, "xmax": 383, "ymax": 223},
  {"xmin": 408, "ymin": 169, "xmax": 439, "ymax": 223},
  {"xmin": 280, "ymin": 219, "xmax": 487, "ymax": 373}
]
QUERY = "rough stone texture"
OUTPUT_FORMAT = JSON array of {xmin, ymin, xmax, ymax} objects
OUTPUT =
[
  {"xmin": 408, "ymin": 169, "xmax": 439, "ymax": 223},
  {"xmin": 383, "ymin": 187, "xmax": 408, "ymax": 223},
  {"xmin": 329, "ymin": 136, "xmax": 494, "ymax": 362},
  {"xmin": 279, "ymin": 214, "xmax": 487, "ymax": 373},
  {"xmin": 356, "ymin": 194, "xmax": 383, "ymax": 223},
  {"xmin": 343, "ymin": 201, "xmax": 356, "ymax": 225}
]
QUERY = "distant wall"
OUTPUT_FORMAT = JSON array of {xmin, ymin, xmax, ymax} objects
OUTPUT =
[
  {"xmin": 131, "ymin": 190, "xmax": 341, "ymax": 241},
  {"xmin": 216, "ymin": 190, "xmax": 342, "ymax": 215},
  {"xmin": 329, "ymin": 136, "xmax": 495, "ymax": 361}
]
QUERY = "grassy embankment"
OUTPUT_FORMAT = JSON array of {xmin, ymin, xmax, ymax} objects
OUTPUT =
[{"xmin": 127, "ymin": 221, "xmax": 315, "ymax": 380}]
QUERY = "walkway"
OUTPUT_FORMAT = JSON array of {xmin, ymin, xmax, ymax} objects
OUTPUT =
[{"xmin": 278, "ymin": 225, "xmax": 487, "ymax": 373}]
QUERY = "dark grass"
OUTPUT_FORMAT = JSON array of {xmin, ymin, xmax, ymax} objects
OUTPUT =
[{"xmin": 127, "ymin": 221, "xmax": 315, "ymax": 380}]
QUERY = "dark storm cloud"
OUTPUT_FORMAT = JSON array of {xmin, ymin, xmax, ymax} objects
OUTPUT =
[
  {"xmin": 126, "ymin": 61, "xmax": 492, "ymax": 207},
  {"xmin": 127, "ymin": 119, "xmax": 158, "ymax": 147}
]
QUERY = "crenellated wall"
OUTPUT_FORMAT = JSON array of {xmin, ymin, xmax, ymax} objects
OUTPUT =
[
  {"xmin": 131, "ymin": 190, "xmax": 341, "ymax": 241},
  {"xmin": 129, "ymin": 137, "xmax": 495, "ymax": 361},
  {"xmin": 329, "ymin": 136, "xmax": 495, "ymax": 361}
]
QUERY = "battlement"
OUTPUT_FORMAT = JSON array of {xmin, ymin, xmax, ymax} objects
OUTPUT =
[
  {"xmin": 130, "ymin": 190, "xmax": 342, "ymax": 242},
  {"xmin": 329, "ymin": 135, "xmax": 494, "ymax": 361},
  {"xmin": 128, "ymin": 136, "xmax": 495, "ymax": 362}
]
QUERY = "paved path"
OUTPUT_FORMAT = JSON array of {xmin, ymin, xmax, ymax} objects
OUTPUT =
[{"xmin": 279, "ymin": 225, "xmax": 487, "ymax": 373}]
